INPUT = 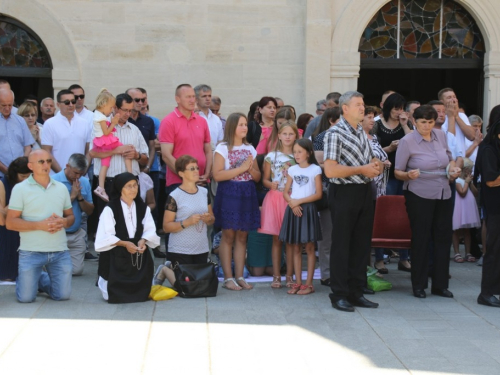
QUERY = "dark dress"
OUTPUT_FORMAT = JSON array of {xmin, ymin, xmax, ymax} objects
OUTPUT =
[
  {"xmin": 97, "ymin": 199, "xmax": 154, "ymax": 304},
  {"xmin": 0, "ymin": 177, "xmax": 20, "ymax": 280},
  {"xmin": 375, "ymin": 119, "xmax": 405, "ymax": 180}
]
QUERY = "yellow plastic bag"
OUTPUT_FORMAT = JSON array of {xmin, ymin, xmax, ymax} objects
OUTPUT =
[{"xmin": 149, "ymin": 285, "xmax": 178, "ymax": 301}]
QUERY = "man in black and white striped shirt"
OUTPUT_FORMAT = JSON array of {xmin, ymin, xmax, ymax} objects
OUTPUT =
[{"xmin": 324, "ymin": 91, "xmax": 383, "ymax": 312}]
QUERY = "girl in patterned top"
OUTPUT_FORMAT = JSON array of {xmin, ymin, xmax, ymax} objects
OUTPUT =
[
  {"xmin": 213, "ymin": 113, "xmax": 262, "ymax": 291},
  {"xmin": 259, "ymin": 121, "xmax": 299, "ymax": 289}
]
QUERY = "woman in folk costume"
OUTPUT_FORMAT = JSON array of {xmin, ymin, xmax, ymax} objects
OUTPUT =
[{"xmin": 95, "ymin": 172, "xmax": 160, "ymax": 303}]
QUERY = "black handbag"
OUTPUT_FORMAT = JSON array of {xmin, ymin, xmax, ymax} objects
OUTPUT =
[{"xmin": 173, "ymin": 262, "xmax": 219, "ymax": 298}]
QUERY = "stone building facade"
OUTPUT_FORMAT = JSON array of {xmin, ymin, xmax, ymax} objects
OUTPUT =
[{"xmin": 1, "ymin": 0, "xmax": 499, "ymax": 122}]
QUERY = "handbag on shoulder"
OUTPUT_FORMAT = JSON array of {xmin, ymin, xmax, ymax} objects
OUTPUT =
[{"xmin": 173, "ymin": 261, "xmax": 219, "ymax": 298}]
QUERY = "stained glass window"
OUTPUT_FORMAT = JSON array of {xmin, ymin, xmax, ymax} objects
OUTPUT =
[
  {"xmin": 359, "ymin": 0, "xmax": 485, "ymax": 59},
  {"xmin": 0, "ymin": 19, "xmax": 51, "ymax": 68}
]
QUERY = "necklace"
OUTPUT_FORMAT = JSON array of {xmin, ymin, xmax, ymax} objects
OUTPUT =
[{"xmin": 131, "ymin": 252, "xmax": 143, "ymax": 270}]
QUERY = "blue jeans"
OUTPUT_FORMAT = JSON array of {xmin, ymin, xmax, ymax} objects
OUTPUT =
[{"xmin": 16, "ymin": 250, "xmax": 72, "ymax": 303}]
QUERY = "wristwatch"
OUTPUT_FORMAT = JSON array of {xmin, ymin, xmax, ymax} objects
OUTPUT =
[
  {"xmin": 77, "ymin": 198, "xmax": 84, "ymax": 202},
  {"xmin": 136, "ymin": 153, "xmax": 141, "ymax": 161}
]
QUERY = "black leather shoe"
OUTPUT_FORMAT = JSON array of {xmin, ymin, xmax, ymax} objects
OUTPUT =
[
  {"xmin": 397, "ymin": 261, "xmax": 411, "ymax": 272},
  {"xmin": 152, "ymin": 247, "xmax": 166, "ymax": 258},
  {"xmin": 347, "ymin": 296, "xmax": 379, "ymax": 308},
  {"xmin": 320, "ymin": 278, "xmax": 330, "ymax": 286},
  {"xmin": 413, "ymin": 289, "xmax": 426, "ymax": 298},
  {"xmin": 374, "ymin": 266, "xmax": 388, "ymax": 275},
  {"xmin": 329, "ymin": 294, "xmax": 354, "ymax": 312},
  {"xmin": 363, "ymin": 287, "xmax": 375, "ymax": 295},
  {"xmin": 477, "ymin": 294, "xmax": 500, "ymax": 307},
  {"xmin": 431, "ymin": 288, "xmax": 453, "ymax": 298}
]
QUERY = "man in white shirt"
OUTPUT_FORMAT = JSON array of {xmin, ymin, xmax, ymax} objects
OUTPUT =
[
  {"xmin": 194, "ymin": 84, "xmax": 223, "ymax": 151},
  {"xmin": 69, "ymin": 84, "xmax": 94, "ymax": 130},
  {"xmin": 438, "ymin": 88, "xmax": 475, "ymax": 165},
  {"xmin": 430, "ymin": 100, "xmax": 460, "ymax": 161},
  {"xmin": 41, "ymin": 90, "xmax": 91, "ymax": 175}
]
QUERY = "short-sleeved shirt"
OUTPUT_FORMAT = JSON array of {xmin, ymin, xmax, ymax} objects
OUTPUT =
[
  {"xmin": 198, "ymin": 110, "xmax": 224, "ymax": 151},
  {"xmin": 264, "ymin": 151, "xmax": 296, "ymax": 191},
  {"xmin": 91, "ymin": 122, "xmax": 149, "ymax": 177},
  {"xmin": 214, "ymin": 143, "xmax": 257, "ymax": 182},
  {"xmin": 74, "ymin": 107, "xmax": 94, "ymax": 131},
  {"xmin": 395, "ymin": 129, "xmax": 453, "ymax": 200},
  {"xmin": 165, "ymin": 186, "xmax": 211, "ymax": 255},
  {"xmin": 288, "ymin": 164, "xmax": 322, "ymax": 200},
  {"xmin": 41, "ymin": 112, "xmax": 91, "ymax": 174},
  {"xmin": 442, "ymin": 112, "xmax": 471, "ymax": 158},
  {"xmin": 158, "ymin": 108, "xmax": 211, "ymax": 186},
  {"xmin": 147, "ymin": 114, "xmax": 161, "ymax": 172},
  {"xmin": 323, "ymin": 116, "xmax": 375, "ymax": 185},
  {"xmin": 9, "ymin": 175, "xmax": 72, "ymax": 252},
  {"xmin": 0, "ymin": 113, "xmax": 35, "ymax": 177},
  {"xmin": 92, "ymin": 110, "xmax": 108, "ymax": 138},
  {"xmin": 52, "ymin": 170, "xmax": 92, "ymax": 233},
  {"xmin": 129, "ymin": 112, "xmax": 156, "ymax": 146}
]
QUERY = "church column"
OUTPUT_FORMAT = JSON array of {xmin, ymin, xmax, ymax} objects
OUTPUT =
[
  {"xmin": 330, "ymin": 51, "xmax": 360, "ymax": 95},
  {"xmin": 483, "ymin": 51, "xmax": 500, "ymax": 126}
]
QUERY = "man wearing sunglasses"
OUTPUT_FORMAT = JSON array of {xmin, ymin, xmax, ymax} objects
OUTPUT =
[
  {"xmin": 41, "ymin": 90, "xmax": 91, "ymax": 175},
  {"xmin": 69, "ymin": 84, "xmax": 94, "ymax": 131},
  {"xmin": 0, "ymin": 89, "xmax": 34, "ymax": 178},
  {"xmin": 6, "ymin": 149, "xmax": 75, "ymax": 303}
]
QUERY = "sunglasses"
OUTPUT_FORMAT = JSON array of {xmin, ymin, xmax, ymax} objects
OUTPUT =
[
  {"xmin": 36, "ymin": 159, "xmax": 53, "ymax": 165},
  {"xmin": 59, "ymin": 99, "xmax": 76, "ymax": 105},
  {"xmin": 185, "ymin": 166, "xmax": 200, "ymax": 171},
  {"xmin": 74, "ymin": 95, "xmax": 85, "ymax": 100},
  {"xmin": 23, "ymin": 113, "xmax": 37, "ymax": 118},
  {"xmin": 134, "ymin": 98, "xmax": 146, "ymax": 103}
]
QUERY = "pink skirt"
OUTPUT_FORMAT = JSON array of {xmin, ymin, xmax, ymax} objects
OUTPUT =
[
  {"xmin": 93, "ymin": 133, "xmax": 121, "ymax": 149},
  {"xmin": 258, "ymin": 189, "xmax": 288, "ymax": 236},
  {"xmin": 453, "ymin": 190, "xmax": 481, "ymax": 230}
]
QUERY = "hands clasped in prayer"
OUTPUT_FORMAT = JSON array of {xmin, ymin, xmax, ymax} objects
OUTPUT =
[{"xmin": 42, "ymin": 213, "xmax": 66, "ymax": 234}]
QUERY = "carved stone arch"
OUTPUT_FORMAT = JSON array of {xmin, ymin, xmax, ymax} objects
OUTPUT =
[{"xmin": 0, "ymin": 0, "xmax": 81, "ymax": 94}]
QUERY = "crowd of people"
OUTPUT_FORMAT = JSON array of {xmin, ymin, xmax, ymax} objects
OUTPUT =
[{"xmin": 0, "ymin": 77, "xmax": 499, "ymax": 310}]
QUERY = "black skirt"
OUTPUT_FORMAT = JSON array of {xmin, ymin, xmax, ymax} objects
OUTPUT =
[{"xmin": 278, "ymin": 202, "xmax": 322, "ymax": 244}]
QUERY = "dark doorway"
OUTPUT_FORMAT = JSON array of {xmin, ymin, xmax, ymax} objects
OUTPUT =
[
  {"xmin": 358, "ymin": 67, "xmax": 484, "ymax": 117},
  {"xmin": 0, "ymin": 76, "xmax": 54, "ymax": 107}
]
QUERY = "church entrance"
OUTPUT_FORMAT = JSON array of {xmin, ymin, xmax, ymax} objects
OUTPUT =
[
  {"xmin": 357, "ymin": 0, "xmax": 485, "ymax": 116},
  {"xmin": 0, "ymin": 15, "xmax": 53, "ymax": 105}
]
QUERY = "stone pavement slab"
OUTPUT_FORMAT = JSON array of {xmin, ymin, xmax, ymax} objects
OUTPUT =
[{"xmin": 0, "ymin": 254, "xmax": 499, "ymax": 375}]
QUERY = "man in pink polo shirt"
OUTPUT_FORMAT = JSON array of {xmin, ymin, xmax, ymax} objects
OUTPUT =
[{"xmin": 159, "ymin": 84, "xmax": 212, "ymax": 247}]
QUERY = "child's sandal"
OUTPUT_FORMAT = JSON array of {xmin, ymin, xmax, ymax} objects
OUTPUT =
[
  {"xmin": 465, "ymin": 254, "xmax": 476, "ymax": 262},
  {"xmin": 454, "ymin": 253, "xmax": 464, "ymax": 263},
  {"xmin": 297, "ymin": 284, "xmax": 315, "ymax": 295},
  {"xmin": 285, "ymin": 275, "xmax": 294, "ymax": 288},
  {"xmin": 271, "ymin": 275, "xmax": 282, "ymax": 289},
  {"xmin": 287, "ymin": 283, "xmax": 301, "ymax": 295},
  {"xmin": 236, "ymin": 277, "xmax": 253, "ymax": 290},
  {"xmin": 222, "ymin": 278, "xmax": 242, "ymax": 291}
]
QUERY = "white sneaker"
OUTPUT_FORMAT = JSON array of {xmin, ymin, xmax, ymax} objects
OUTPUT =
[
  {"xmin": 477, "ymin": 257, "xmax": 483, "ymax": 266},
  {"xmin": 153, "ymin": 265, "xmax": 165, "ymax": 285}
]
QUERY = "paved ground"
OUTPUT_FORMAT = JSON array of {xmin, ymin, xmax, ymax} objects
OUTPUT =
[{"xmin": 0, "ymin": 247, "xmax": 499, "ymax": 375}]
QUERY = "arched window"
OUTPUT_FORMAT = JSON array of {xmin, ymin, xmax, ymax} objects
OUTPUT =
[
  {"xmin": 0, "ymin": 15, "xmax": 52, "ymax": 72},
  {"xmin": 359, "ymin": 0, "xmax": 485, "ymax": 59}
]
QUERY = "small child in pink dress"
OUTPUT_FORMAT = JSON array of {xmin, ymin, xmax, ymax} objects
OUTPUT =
[
  {"xmin": 92, "ymin": 89, "xmax": 132, "ymax": 202},
  {"xmin": 452, "ymin": 158, "xmax": 481, "ymax": 262}
]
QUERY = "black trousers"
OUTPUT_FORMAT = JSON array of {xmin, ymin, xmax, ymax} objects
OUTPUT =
[
  {"xmin": 404, "ymin": 190, "xmax": 453, "ymax": 291},
  {"xmin": 329, "ymin": 183, "xmax": 373, "ymax": 299},
  {"xmin": 481, "ymin": 214, "xmax": 500, "ymax": 296}
]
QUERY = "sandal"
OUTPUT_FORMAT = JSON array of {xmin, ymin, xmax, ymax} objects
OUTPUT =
[
  {"xmin": 222, "ymin": 278, "xmax": 242, "ymax": 291},
  {"xmin": 465, "ymin": 254, "xmax": 476, "ymax": 262},
  {"xmin": 454, "ymin": 253, "xmax": 464, "ymax": 263},
  {"xmin": 94, "ymin": 186, "xmax": 109, "ymax": 202},
  {"xmin": 287, "ymin": 283, "xmax": 301, "ymax": 295},
  {"xmin": 285, "ymin": 275, "xmax": 294, "ymax": 288},
  {"xmin": 271, "ymin": 275, "xmax": 282, "ymax": 289},
  {"xmin": 297, "ymin": 284, "xmax": 315, "ymax": 295},
  {"xmin": 236, "ymin": 277, "xmax": 253, "ymax": 290}
]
